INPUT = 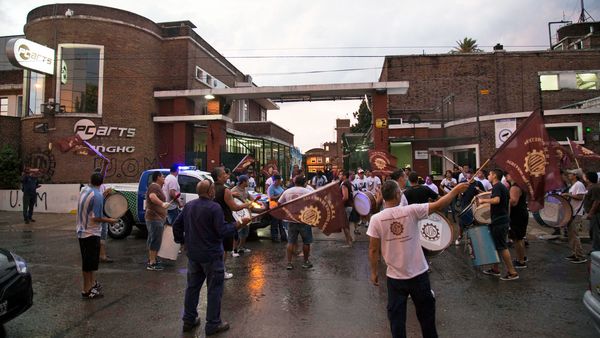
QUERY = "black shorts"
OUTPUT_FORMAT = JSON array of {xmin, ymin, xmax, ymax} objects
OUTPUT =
[
  {"xmin": 79, "ymin": 236, "xmax": 101, "ymax": 272},
  {"xmin": 508, "ymin": 223, "xmax": 527, "ymax": 240},
  {"xmin": 223, "ymin": 235, "xmax": 234, "ymax": 252},
  {"xmin": 490, "ymin": 224, "xmax": 509, "ymax": 251}
]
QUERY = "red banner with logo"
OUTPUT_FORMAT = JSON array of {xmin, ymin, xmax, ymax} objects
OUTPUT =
[
  {"xmin": 492, "ymin": 110, "xmax": 563, "ymax": 211},
  {"xmin": 267, "ymin": 182, "xmax": 347, "ymax": 235},
  {"xmin": 548, "ymin": 139, "xmax": 573, "ymax": 168},
  {"xmin": 368, "ymin": 149, "xmax": 398, "ymax": 176},
  {"xmin": 570, "ymin": 140, "xmax": 600, "ymax": 160},
  {"xmin": 260, "ymin": 159, "xmax": 278, "ymax": 177},
  {"xmin": 233, "ymin": 154, "xmax": 255, "ymax": 173},
  {"xmin": 52, "ymin": 135, "xmax": 83, "ymax": 153}
]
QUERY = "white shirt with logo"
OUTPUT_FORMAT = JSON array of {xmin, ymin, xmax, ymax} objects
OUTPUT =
[
  {"xmin": 367, "ymin": 203, "xmax": 429, "ymax": 280},
  {"xmin": 353, "ymin": 177, "xmax": 368, "ymax": 192}
]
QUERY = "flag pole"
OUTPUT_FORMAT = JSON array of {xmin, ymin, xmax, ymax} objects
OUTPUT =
[
  {"xmin": 468, "ymin": 158, "xmax": 492, "ymax": 184},
  {"xmin": 567, "ymin": 137, "xmax": 581, "ymax": 169}
]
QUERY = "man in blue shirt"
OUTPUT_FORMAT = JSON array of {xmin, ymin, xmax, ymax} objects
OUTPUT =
[{"xmin": 173, "ymin": 179, "xmax": 250, "ymax": 335}]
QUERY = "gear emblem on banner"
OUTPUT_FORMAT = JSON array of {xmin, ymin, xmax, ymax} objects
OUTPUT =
[
  {"xmin": 299, "ymin": 206, "xmax": 321, "ymax": 226},
  {"xmin": 524, "ymin": 149, "xmax": 547, "ymax": 177}
]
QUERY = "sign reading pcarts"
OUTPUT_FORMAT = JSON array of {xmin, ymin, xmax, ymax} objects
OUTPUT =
[{"xmin": 6, "ymin": 38, "xmax": 55, "ymax": 75}]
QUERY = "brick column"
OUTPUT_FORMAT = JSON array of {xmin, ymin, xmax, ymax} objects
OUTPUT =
[
  {"xmin": 372, "ymin": 92, "xmax": 389, "ymax": 151},
  {"xmin": 207, "ymin": 119, "xmax": 226, "ymax": 171},
  {"xmin": 171, "ymin": 122, "xmax": 187, "ymax": 164}
]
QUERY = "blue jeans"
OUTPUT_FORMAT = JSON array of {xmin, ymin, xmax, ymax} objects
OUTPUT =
[
  {"xmin": 183, "ymin": 259, "xmax": 225, "ymax": 333},
  {"xmin": 387, "ymin": 272, "xmax": 437, "ymax": 338},
  {"xmin": 166, "ymin": 208, "xmax": 180, "ymax": 225},
  {"xmin": 270, "ymin": 217, "xmax": 287, "ymax": 241}
]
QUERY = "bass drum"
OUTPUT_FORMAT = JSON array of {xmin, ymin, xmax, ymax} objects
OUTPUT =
[
  {"xmin": 418, "ymin": 212, "xmax": 454, "ymax": 257},
  {"xmin": 353, "ymin": 191, "xmax": 377, "ymax": 216},
  {"xmin": 472, "ymin": 192, "xmax": 491, "ymax": 224},
  {"xmin": 104, "ymin": 193, "xmax": 128, "ymax": 219},
  {"xmin": 232, "ymin": 198, "xmax": 251, "ymax": 223},
  {"xmin": 535, "ymin": 193, "xmax": 573, "ymax": 228}
]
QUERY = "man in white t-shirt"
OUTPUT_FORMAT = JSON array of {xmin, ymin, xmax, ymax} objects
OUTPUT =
[
  {"xmin": 353, "ymin": 169, "xmax": 368, "ymax": 192},
  {"xmin": 563, "ymin": 169, "xmax": 588, "ymax": 263},
  {"xmin": 163, "ymin": 165, "xmax": 183, "ymax": 225},
  {"xmin": 475, "ymin": 169, "xmax": 493, "ymax": 191},
  {"xmin": 367, "ymin": 170, "xmax": 382, "ymax": 192},
  {"xmin": 367, "ymin": 179, "xmax": 468, "ymax": 338}
]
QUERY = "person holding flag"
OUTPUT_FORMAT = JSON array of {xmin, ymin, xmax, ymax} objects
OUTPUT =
[{"xmin": 562, "ymin": 169, "xmax": 588, "ymax": 264}]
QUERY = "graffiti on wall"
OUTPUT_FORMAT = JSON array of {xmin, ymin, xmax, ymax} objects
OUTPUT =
[
  {"xmin": 24, "ymin": 149, "xmax": 56, "ymax": 182},
  {"xmin": 9, "ymin": 190, "xmax": 48, "ymax": 211},
  {"xmin": 93, "ymin": 157, "xmax": 160, "ymax": 178}
]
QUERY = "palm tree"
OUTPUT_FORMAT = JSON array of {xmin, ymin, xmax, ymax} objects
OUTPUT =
[{"xmin": 452, "ymin": 37, "xmax": 483, "ymax": 53}]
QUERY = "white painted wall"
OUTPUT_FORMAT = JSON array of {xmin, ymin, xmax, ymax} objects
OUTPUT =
[{"xmin": 0, "ymin": 184, "xmax": 82, "ymax": 214}]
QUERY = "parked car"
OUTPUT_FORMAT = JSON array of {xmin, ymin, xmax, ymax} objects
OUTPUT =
[
  {"xmin": 104, "ymin": 167, "xmax": 213, "ymax": 239},
  {"xmin": 0, "ymin": 248, "xmax": 33, "ymax": 326},
  {"xmin": 584, "ymin": 251, "xmax": 600, "ymax": 334}
]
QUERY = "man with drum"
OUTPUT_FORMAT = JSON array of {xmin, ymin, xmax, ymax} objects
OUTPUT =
[
  {"xmin": 562, "ymin": 169, "xmax": 588, "ymax": 264},
  {"xmin": 456, "ymin": 170, "xmax": 485, "ymax": 245},
  {"xmin": 230, "ymin": 175, "xmax": 255, "ymax": 256},
  {"xmin": 480, "ymin": 169, "xmax": 519, "ymax": 281},
  {"xmin": 506, "ymin": 173, "xmax": 529, "ymax": 269},
  {"xmin": 339, "ymin": 171, "xmax": 358, "ymax": 244},
  {"xmin": 212, "ymin": 167, "xmax": 252, "ymax": 279},
  {"xmin": 367, "ymin": 180, "xmax": 469, "ymax": 338},
  {"xmin": 278, "ymin": 175, "xmax": 314, "ymax": 270},
  {"xmin": 404, "ymin": 172, "xmax": 438, "ymax": 205},
  {"xmin": 353, "ymin": 169, "xmax": 369, "ymax": 227}
]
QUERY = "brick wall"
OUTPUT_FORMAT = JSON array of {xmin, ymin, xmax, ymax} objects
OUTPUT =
[{"xmin": 0, "ymin": 116, "xmax": 21, "ymax": 153}]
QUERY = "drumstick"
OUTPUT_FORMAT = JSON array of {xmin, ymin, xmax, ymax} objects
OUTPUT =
[{"xmin": 168, "ymin": 192, "xmax": 181, "ymax": 206}]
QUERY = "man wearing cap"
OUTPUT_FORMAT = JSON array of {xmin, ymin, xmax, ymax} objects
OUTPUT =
[
  {"xmin": 268, "ymin": 174, "xmax": 287, "ymax": 242},
  {"xmin": 562, "ymin": 169, "xmax": 588, "ymax": 264}
]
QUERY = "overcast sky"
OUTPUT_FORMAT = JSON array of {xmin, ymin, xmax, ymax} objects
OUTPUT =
[{"xmin": 1, "ymin": 0, "xmax": 599, "ymax": 151}]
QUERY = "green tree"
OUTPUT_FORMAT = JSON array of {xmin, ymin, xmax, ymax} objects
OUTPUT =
[
  {"xmin": 0, "ymin": 145, "xmax": 21, "ymax": 189},
  {"xmin": 451, "ymin": 37, "xmax": 483, "ymax": 53},
  {"xmin": 350, "ymin": 99, "xmax": 372, "ymax": 133}
]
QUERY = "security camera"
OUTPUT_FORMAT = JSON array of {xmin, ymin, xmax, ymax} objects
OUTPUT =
[{"xmin": 65, "ymin": 9, "xmax": 74, "ymax": 17}]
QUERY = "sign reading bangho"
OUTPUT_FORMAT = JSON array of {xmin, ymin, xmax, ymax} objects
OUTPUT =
[
  {"xmin": 90, "ymin": 145, "xmax": 135, "ymax": 154},
  {"xmin": 6, "ymin": 38, "xmax": 55, "ymax": 75},
  {"xmin": 74, "ymin": 119, "xmax": 136, "ymax": 140}
]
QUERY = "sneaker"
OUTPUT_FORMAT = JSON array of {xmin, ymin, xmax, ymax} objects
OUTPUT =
[
  {"xmin": 146, "ymin": 263, "xmax": 164, "ymax": 271},
  {"xmin": 206, "ymin": 322, "xmax": 230, "ymax": 336},
  {"xmin": 231, "ymin": 251, "xmax": 240, "ymax": 258},
  {"xmin": 238, "ymin": 248, "xmax": 251, "ymax": 254},
  {"xmin": 500, "ymin": 273, "xmax": 519, "ymax": 281},
  {"xmin": 302, "ymin": 260, "xmax": 313, "ymax": 269},
  {"xmin": 183, "ymin": 318, "xmax": 200, "ymax": 332},
  {"xmin": 353, "ymin": 229, "xmax": 361, "ymax": 235},
  {"xmin": 81, "ymin": 287, "xmax": 104, "ymax": 299},
  {"xmin": 224, "ymin": 271, "xmax": 233, "ymax": 280},
  {"xmin": 482, "ymin": 269, "xmax": 501, "ymax": 277},
  {"xmin": 92, "ymin": 280, "xmax": 102, "ymax": 291},
  {"xmin": 454, "ymin": 239, "xmax": 460, "ymax": 246},
  {"xmin": 286, "ymin": 263, "xmax": 293, "ymax": 270},
  {"xmin": 513, "ymin": 260, "xmax": 528, "ymax": 269},
  {"xmin": 524, "ymin": 256, "xmax": 528, "ymax": 262},
  {"xmin": 565, "ymin": 255, "xmax": 578, "ymax": 261},
  {"xmin": 571, "ymin": 256, "xmax": 588, "ymax": 264}
]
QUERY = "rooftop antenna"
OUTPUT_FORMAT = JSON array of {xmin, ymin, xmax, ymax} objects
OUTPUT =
[{"xmin": 579, "ymin": 0, "xmax": 595, "ymax": 23}]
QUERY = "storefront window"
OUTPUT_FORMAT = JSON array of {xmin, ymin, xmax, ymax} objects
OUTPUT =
[
  {"xmin": 24, "ymin": 70, "xmax": 45, "ymax": 116},
  {"xmin": 58, "ymin": 44, "xmax": 103, "ymax": 114},
  {"xmin": 0, "ymin": 97, "xmax": 7, "ymax": 116}
]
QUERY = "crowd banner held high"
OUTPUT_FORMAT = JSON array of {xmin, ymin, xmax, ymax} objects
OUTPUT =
[
  {"xmin": 492, "ymin": 110, "xmax": 563, "ymax": 211},
  {"xmin": 569, "ymin": 139, "xmax": 600, "ymax": 160},
  {"xmin": 267, "ymin": 182, "xmax": 347, "ymax": 235},
  {"xmin": 368, "ymin": 149, "xmax": 398, "ymax": 176},
  {"xmin": 548, "ymin": 138, "xmax": 573, "ymax": 168},
  {"xmin": 233, "ymin": 154, "xmax": 255, "ymax": 173}
]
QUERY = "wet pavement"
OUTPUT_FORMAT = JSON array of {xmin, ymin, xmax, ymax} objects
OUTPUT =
[{"xmin": 0, "ymin": 210, "xmax": 598, "ymax": 338}]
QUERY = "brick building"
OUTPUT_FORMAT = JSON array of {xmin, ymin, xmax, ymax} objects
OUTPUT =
[
  {"xmin": 3, "ymin": 4, "xmax": 293, "ymax": 183},
  {"xmin": 372, "ymin": 21, "xmax": 600, "ymax": 179}
]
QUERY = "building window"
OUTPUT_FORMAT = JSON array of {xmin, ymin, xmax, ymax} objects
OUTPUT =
[
  {"xmin": 195, "ymin": 67, "xmax": 204, "ymax": 81},
  {"xmin": 545, "ymin": 122, "xmax": 582, "ymax": 143},
  {"xmin": 25, "ymin": 71, "xmax": 45, "ymax": 116},
  {"xmin": 429, "ymin": 148, "xmax": 443, "ymax": 176},
  {"xmin": 325, "ymin": 145, "xmax": 329, "ymax": 151},
  {"xmin": 0, "ymin": 97, "xmax": 7, "ymax": 116},
  {"xmin": 576, "ymin": 73, "xmax": 598, "ymax": 90},
  {"xmin": 58, "ymin": 44, "xmax": 103, "ymax": 114},
  {"xmin": 325, "ymin": 157, "xmax": 330, "ymax": 163},
  {"xmin": 17, "ymin": 95, "xmax": 22, "ymax": 117},
  {"xmin": 317, "ymin": 157, "xmax": 323, "ymax": 163},
  {"xmin": 540, "ymin": 74, "xmax": 559, "ymax": 91},
  {"xmin": 260, "ymin": 107, "xmax": 267, "ymax": 121}
]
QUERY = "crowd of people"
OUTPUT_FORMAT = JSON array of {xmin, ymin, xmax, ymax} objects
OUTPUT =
[{"xmin": 71, "ymin": 161, "xmax": 600, "ymax": 337}]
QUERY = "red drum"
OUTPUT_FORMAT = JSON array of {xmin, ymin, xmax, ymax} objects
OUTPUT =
[
  {"xmin": 418, "ymin": 212, "xmax": 454, "ymax": 257},
  {"xmin": 104, "ymin": 193, "xmax": 128, "ymax": 218},
  {"xmin": 353, "ymin": 191, "xmax": 377, "ymax": 216}
]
